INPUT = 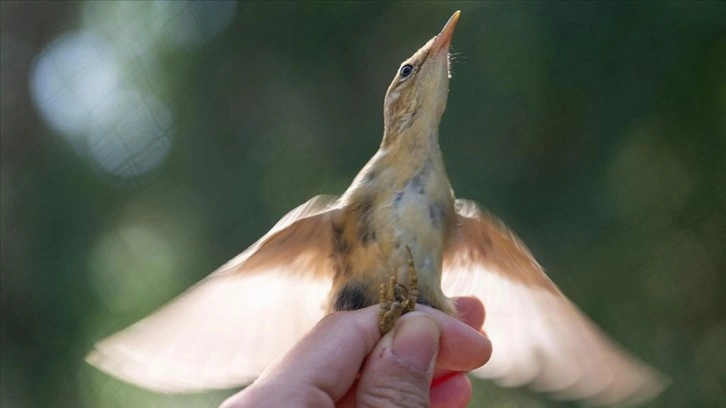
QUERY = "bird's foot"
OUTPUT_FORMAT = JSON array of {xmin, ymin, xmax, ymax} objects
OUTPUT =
[{"xmin": 378, "ymin": 245, "xmax": 419, "ymax": 334}]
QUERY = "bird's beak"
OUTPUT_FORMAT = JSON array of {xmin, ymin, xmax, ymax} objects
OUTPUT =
[{"xmin": 431, "ymin": 10, "xmax": 460, "ymax": 54}]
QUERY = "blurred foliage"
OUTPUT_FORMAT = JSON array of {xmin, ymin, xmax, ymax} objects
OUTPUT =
[{"xmin": 2, "ymin": 1, "xmax": 725, "ymax": 407}]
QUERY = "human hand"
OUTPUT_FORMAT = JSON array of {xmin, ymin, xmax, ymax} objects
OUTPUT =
[{"xmin": 221, "ymin": 296, "xmax": 491, "ymax": 408}]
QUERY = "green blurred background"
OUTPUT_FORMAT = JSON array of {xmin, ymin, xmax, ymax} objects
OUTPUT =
[{"xmin": 1, "ymin": 1, "xmax": 724, "ymax": 407}]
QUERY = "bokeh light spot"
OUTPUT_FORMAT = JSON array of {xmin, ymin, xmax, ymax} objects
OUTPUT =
[
  {"xmin": 30, "ymin": 31, "xmax": 121, "ymax": 141},
  {"xmin": 87, "ymin": 91, "xmax": 173, "ymax": 177}
]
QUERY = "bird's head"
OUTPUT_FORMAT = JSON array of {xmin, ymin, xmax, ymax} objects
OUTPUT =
[{"xmin": 382, "ymin": 11, "xmax": 460, "ymax": 146}]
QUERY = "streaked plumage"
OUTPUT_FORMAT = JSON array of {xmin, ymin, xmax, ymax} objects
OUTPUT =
[{"xmin": 87, "ymin": 11, "xmax": 667, "ymax": 405}]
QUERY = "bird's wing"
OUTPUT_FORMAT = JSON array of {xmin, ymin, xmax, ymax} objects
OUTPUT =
[
  {"xmin": 86, "ymin": 195, "xmax": 340, "ymax": 393},
  {"xmin": 442, "ymin": 199, "xmax": 668, "ymax": 406}
]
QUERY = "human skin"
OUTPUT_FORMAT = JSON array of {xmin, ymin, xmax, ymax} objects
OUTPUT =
[{"xmin": 221, "ymin": 296, "xmax": 491, "ymax": 408}]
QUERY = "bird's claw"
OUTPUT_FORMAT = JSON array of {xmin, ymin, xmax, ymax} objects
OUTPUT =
[{"xmin": 378, "ymin": 245, "xmax": 419, "ymax": 334}]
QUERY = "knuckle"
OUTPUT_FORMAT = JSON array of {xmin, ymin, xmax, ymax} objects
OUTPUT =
[{"xmin": 358, "ymin": 375, "xmax": 430, "ymax": 408}]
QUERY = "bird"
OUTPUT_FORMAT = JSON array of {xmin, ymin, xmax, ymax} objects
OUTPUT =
[{"xmin": 87, "ymin": 10, "xmax": 668, "ymax": 406}]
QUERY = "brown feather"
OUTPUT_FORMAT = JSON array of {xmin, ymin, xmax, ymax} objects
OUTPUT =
[
  {"xmin": 87, "ymin": 11, "xmax": 668, "ymax": 405},
  {"xmin": 445, "ymin": 199, "xmax": 557, "ymax": 292},
  {"xmin": 220, "ymin": 194, "xmax": 339, "ymax": 277},
  {"xmin": 442, "ymin": 199, "xmax": 668, "ymax": 405}
]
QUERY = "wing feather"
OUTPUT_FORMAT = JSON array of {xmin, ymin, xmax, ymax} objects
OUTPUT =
[
  {"xmin": 86, "ymin": 195, "xmax": 340, "ymax": 393},
  {"xmin": 442, "ymin": 199, "xmax": 668, "ymax": 406}
]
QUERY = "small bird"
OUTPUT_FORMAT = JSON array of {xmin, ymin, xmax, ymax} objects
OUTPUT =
[{"xmin": 88, "ymin": 11, "xmax": 667, "ymax": 405}]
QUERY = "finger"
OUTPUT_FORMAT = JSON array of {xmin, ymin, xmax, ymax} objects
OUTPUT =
[
  {"xmin": 423, "ymin": 304, "xmax": 491, "ymax": 372},
  {"xmin": 431, "ymin": 373, "xmax": 472, "ymax": 408},
  {"xmin": 427, "ymin": 296, "xmax": 484, "ymax": 402},
  {"xmin": 338, "ymin": 299, "xmax": 486, "ymax": 408},
  {"xmin": 355, "ymin": 314, "xmax": 440, "ymax": 407},
  {"xmin": 452, "ymin": 296, "xmax": 485, "ymax": 330},
  {"xmin": 334, "ymin": 378, "xmax": 359, "ymax": 408},
  {"xmin": 229, "ymin": 308, "xmax": 382, "ymax": 406},
  {"xmin": 225, "ymin": 303, "xmax": 491, "ymax": 407},
  {"xmin": 283, "ymin": 304, "xmax": 489, "ymax": 395}
]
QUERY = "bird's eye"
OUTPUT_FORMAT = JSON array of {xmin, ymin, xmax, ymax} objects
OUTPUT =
[{"xmin": 399, "ymin": 64, "xmax": 414, "ymax": 78}]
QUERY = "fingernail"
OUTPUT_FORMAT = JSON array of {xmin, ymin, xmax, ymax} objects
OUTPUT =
[{"xmin": 392, "ymin": 315, "xmax": 440, "ymax": 372}]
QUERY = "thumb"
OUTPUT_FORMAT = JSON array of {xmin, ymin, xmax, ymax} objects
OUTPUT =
[{"xmin": 355, "ymin": 313, "xmax": 440, "ymax": 408}]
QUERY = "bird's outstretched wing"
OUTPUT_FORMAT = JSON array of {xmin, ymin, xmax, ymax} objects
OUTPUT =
[
  {"xmin": 442, "ymin": 199, "xmax": 668, "ymax": 406},
  {"xmin": 86, "ymin": 195, "xmax": 341, "ymax": 393}
]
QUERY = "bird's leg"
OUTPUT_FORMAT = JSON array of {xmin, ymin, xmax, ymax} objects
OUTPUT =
[
  {"xmin": 378, "ymin": 245, "xmax": 419, "ymax": 334},
  {"xmin": 403, "ymin": 245, "xmax": 418, "ymax": 313},
  {"xmin": 378, "ymin": 275, "xmax": 404, "ymax": 334}
]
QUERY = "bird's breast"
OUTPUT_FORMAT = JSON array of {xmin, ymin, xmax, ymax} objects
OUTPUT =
[
  {"xmin": 387, "ymin": 164, "xmax": 453, "ymax": 281},
  {"xmin": 329, "ymin": 154, "xmax": 456, "ymax": 313},
  {"xmin": 333, "ymin": 164, "xmax": 453, "ymax": 304}
]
